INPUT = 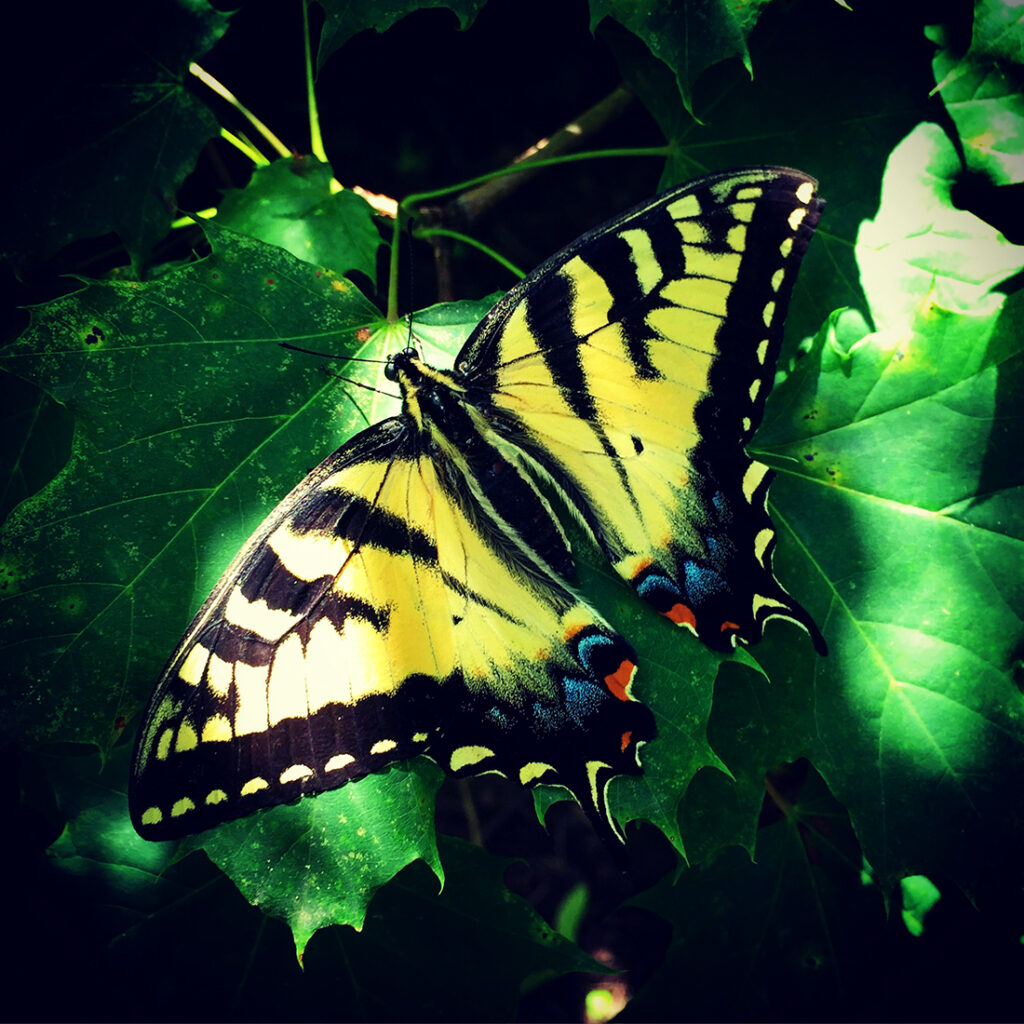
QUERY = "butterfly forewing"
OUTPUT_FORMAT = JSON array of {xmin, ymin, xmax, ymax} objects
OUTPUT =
[
  {"xmin": 457, "ymin": 167, "xmax": 826, "ymax": 653},
  {"xmin": 131, "ymin": 406, "xmax": 653, "ymax": 841}
]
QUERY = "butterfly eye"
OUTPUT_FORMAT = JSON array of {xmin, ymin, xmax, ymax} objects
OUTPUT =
[{"xmin": 384, "ymin": 347, "xmax": 420, "ymax": 383}]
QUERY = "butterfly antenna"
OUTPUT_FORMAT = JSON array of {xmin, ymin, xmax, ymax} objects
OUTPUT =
[
  {"xmin": 279, "ymin": 341, "xmax": 401, "ymax": 427},
  {"xmin": 279, "ymin": 340, "xmax": 388, "ymax": 364},
  {"xmin": 404, "ymin": 214, "xmax": 418, "ymax": 346}
]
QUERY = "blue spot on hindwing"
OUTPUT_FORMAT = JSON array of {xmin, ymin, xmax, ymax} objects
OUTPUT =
[
  {"xmin": 486, "ymin": 706, "xmax": 510, "ymax": 730},
  {"xmin": 683, "ymin": 559, "xmax": 727, "ymax": 602},
  {"xmin": 636, "ymin": 570, "xmax": 681, "ymax": 603},
  {"xmin": 530, "ymin": 673, "xmax": 606, "ymax": 732},
  {"xmin": 576, "ymin": 632, "xmax": 614, "ymax": 676},
  {"xmin": 560, "ymin": 674, "xmax": 605, "ymax": 726},
  {"xmin": 531, "ymin": 700, "xmax": 556, "ymax": 733},
  {"xmin": 705, "ymin": 535, "xmax": 728, "ymax": 566}
]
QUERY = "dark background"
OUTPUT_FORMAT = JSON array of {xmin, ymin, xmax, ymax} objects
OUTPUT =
[{"xmin": 3, "ymin": 0, "xmax": 1023, "ymax": 1020}]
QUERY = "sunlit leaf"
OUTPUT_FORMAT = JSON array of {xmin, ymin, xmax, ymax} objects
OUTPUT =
[
  {"xmin": 901, "ymin": 874, "xmax": 942, "ymax": 937},
  {"xmin": 196, "ymin": 761, "xmax": 445, "ymax": 953},
  {"xmin": 929, "ymin": 2, "xmax": 1024, "ymax": 184},
  {"xmin": 855, "ymin": 123, "xmax": 1024, "ymax": 328},
  {"xmin": 216, "ymin": 158, "xmax": 383, "ymax": 282},
  {"xmin": 756, "ymin": 130, "xmax": 1024, "ymax": 893},
  {"xmin": 0, "ymin": 227, "xmax": 383, "ymax": 749}
]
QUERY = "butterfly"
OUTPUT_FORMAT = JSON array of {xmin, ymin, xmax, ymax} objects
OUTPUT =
[{"xmin": 130, "ymin": 166, "xmax": 826, "ymax": 844}]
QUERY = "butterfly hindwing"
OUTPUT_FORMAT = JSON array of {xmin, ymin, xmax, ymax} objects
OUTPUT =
[{"xmin": 456, "ymin": 167, "xmax": 826, "ymax": 652}]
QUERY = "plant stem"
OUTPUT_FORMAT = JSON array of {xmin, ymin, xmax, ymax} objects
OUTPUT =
[
  {"xmin": 219, "ymin": 128, "xmax": 271, "ymax": 166},
  {"xmin": 302, "ymin": 0, "xmax": 328, "ymax": 163},
  {"xmin": 189, "ymin": 62, "xmax": 291, "ymax": 159},
  {"xmin": 387, "ymin": 211, "xmax": 403, "ymax": 323},
  {"xmin": 400, "ymin": 144, "xmax": 670, "ymax": 212},
  {"xmin": 414, "ymin": 227, "xmax": 525, "ymax": 280}
]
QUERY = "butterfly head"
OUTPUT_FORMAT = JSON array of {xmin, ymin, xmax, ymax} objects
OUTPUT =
[{"xmin": 384, "ymin": 345, "xmax": 419, "ymax": 383}]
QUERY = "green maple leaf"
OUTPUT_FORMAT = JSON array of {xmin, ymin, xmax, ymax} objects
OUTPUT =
[
  {"xmin": 215, "ymin": 158, "xmax": 383, "ymax": 283},
  {"xmin": 3, "ymin": 0, "xmax": 229, "ymax": 275},
  {"xmin": 929, "ymin": 0, "xmax": 1024, "ymax": 185},
  {"xmin": 753, "ymin": 123, "xmax": 1024, "ymax": 893}
]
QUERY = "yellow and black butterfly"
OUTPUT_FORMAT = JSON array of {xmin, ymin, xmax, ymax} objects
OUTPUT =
[{"xmin": 130, "ymin": 166, "xmax": 826, "ymax": 844}]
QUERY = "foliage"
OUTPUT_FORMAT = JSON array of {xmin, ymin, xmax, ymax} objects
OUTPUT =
[{"xmin": 2, "ymin": 0, "xmax": 1023, "ymax": 1019}]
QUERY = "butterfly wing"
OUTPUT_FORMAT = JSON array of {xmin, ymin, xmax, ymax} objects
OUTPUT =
[
  {"xmin": 455, "ymin": 167, "xmax": 825, "ymax": 652},
  {"xmin": 131, "ymin": 415, "xmax": 654, "ymax": 841}
]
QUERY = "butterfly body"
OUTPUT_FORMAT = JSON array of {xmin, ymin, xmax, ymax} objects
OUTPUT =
[
  {"xmin": 131, "ymin": 167, "xmax": 825, "ymax": 843},
  {"xmin": 386, "ymin": 348, "xmax": 576, "ymax": 579}
]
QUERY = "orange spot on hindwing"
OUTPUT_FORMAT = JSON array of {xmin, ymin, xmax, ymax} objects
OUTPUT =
[
  {"xmin": 604, "ymin": 659, "xmax": 636, "ymax": 702},
  {"xmin": 665, "ymin": 603, "xmax": 697, "ymax": 630},
  {"xmin": 620, "ymin": 730, "xmax": 633, "ymax": 753},
  {"xmin": 567, "ymin": 621, "xmax": 638, "ymax": 702}
]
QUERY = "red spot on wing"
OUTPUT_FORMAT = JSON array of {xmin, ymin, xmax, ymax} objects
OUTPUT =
[
  {"xmin": 604, "ymin": 659, "xmax": 636, "ymax": 702},
  {"xmin": 720, "ymin": 620, "xmax": 741, "ymax": 635},
  {"xmin": 665, "ymin": 603, "xmax": 697, "ymax": 630},
  {"xmin": 620, "ymin": 730, "xmax": 633, "ymax": 753}
]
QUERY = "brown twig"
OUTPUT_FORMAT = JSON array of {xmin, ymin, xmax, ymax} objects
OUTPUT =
[
  {"xmin": 457, "ymin": 83, "xmax": 637, "ymax": 222},
  {"xmin": 422, "ymin": 83, "xmax": 638, "ymax": 300}
]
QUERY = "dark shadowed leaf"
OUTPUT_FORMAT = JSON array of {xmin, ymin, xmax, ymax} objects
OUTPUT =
[
  {"xmin": 3, "ymin": 0, "xmax": 229, "ymax": 274},
  {"xmin": 301, "ymin": 836, "xmax": 599, "ymax": 1020},
  {"xmin": 626, "ymin": 767, "xmax": 887, "ymax": 1021},
  {"xmin": 315, "ymin": 0, "xmax": 486, "ymax": 69},
  {"xmin": 591, "ymin": 0, "xmax": 758, "ymax": 122}
]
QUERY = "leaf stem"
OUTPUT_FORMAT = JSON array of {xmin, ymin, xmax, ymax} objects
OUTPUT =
[
  {"xmin": 189, "ymin": 62, "xmax": 291, "ymax": 159},
  {"xmin": 400, "ymin": 145, "xmax": 671, "ymax": 212},
  {"xmin": 414, "ymin": 227, "xmax": 525, "ymax": 280},
  {"xmin": 387, "ymin": 211, "xmax": 403, "ymax": 323},
  {"xmin": 764, "ymin": 774, "xmax": 795, "ymax": 818},
  {"xmin": 219, "ymin": 127, "xmax": 271, "ymax": 166},
  {"xmin": 170, "ymin": 209, "xmax": 216, "ymax": 229},
  {"xmin": 302, "ymin": 0, "xmax": 328, "ymax": 163}
]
